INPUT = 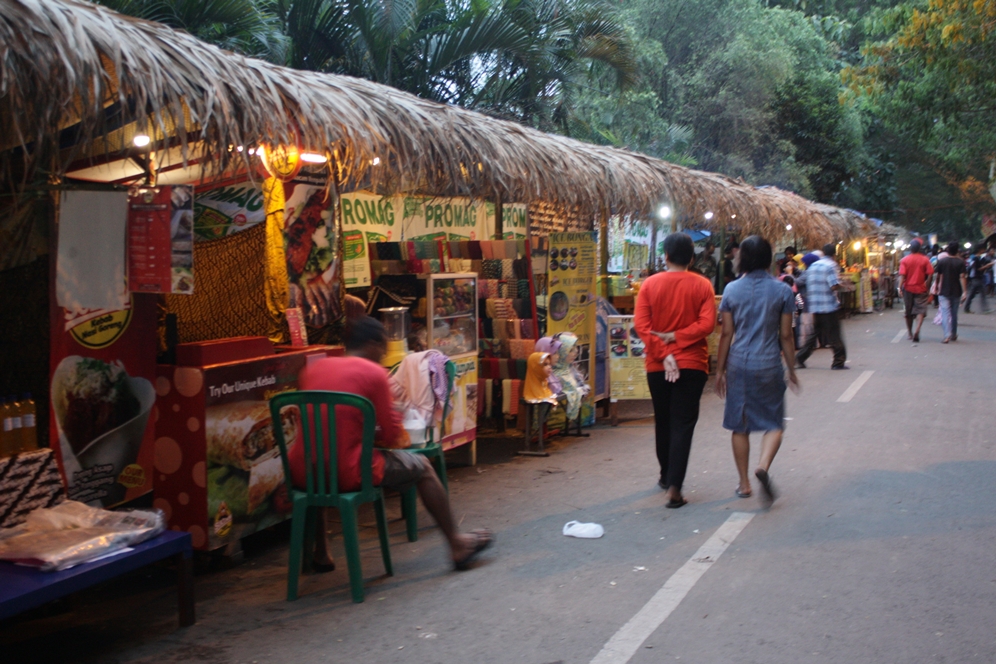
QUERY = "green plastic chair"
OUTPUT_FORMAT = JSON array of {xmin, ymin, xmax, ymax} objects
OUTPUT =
[
  {"xmin": 269, "ymin": 391, "xmax": 393, "ymax": 603},
  {"xmin": 399, "ymin": 360, "xmax": 455, "ymax": 542}
]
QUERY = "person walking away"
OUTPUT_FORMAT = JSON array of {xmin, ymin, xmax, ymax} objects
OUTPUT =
[
  {"xmin": 720, "ymin": 242, "xmax": 739, "ymax": 292},
  {"xmin": 964, "ymin": 245, "xmax": 993, "ymax": 313},
  {"xmin": 716, "ymin": 236, "xmax": 799, "ymax": 505},
  {"xmin": 291, "ymin": 316, "xmax": 494, "ymax": 572},
  {"xmin": 795, "ymin": 244, "xmax": 848, "ymax": 369},
  {"xmin": 634, "ymin": 233, "xmax": 717, "ymax": 508},
  {"xmin": 898, "ymin": 239, "xmax": 934, "ymax": 341},
  {"xmin": 985, "ymin": 246, "xmax": 995, "ymax": 296},
  {"xmin": 934, "ymin": 242, "xmax": 967, "ymax": 342}
]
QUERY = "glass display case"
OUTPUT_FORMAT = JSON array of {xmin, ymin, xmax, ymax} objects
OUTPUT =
[{"xmin": 426, "ymin": 273, "xmax": 478, "ymax": 357}]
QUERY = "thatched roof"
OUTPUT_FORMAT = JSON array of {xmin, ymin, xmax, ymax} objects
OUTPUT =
[{"xmin": 0, "ymin": 0, "xmax": 861, "ymax": 242}]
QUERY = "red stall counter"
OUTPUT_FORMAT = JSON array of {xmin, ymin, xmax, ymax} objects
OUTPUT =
[{"xmin": 153, "ymin": 346, "xmax": 342, "ymax": 551}]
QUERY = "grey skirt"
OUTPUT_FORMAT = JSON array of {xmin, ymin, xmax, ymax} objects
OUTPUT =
[{"xmin": 723, "ymin": 363, "xmax": 786, "ymax": 433}]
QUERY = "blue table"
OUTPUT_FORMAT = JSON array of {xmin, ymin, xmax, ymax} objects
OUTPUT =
[{"xmin": 0, "ymin": 530, "xmax": 194, "ymax": 626}]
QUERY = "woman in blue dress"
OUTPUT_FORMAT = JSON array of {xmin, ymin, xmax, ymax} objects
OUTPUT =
[{"xmin": 715, "ymin": 236, "xmax": 800, "ymax": 504}]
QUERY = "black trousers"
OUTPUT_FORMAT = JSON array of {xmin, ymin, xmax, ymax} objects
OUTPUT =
[
  {"xmin": 796, "ymin": 311, "xmax": 846, "ymax": 368},
  {"xmin": 965, "ymin": 278, "xmax": 988, "ymax": 312},
  {"xmin": 647, "ymin": 369, "xmax": 708, "ymax": 492}
]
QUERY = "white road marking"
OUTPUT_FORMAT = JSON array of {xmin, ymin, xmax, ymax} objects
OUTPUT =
[
  {"xmin": 589, "ymin": 512, "xmax": 755, "ymax": 664},
  {"xmin": 891, "ymin": 329, "xmax": 907, "ymax": 343},
  {"xmin": 837, "ymin": 370, "xmax": 875, "ymax": 403}
]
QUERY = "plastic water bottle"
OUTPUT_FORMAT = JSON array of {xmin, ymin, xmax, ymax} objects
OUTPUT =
[{"xmin": 18, "ymin": 393, "xmax": 37, "ymax": 452}]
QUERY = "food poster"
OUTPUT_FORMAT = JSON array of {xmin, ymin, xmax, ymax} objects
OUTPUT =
[
  {"xmin": 283, "ymin": 182, "xmax": 342, "ymax": 328},
  {"xmin": 152, "ymin": 353, "xmax": 308, "ymax": 550},
  {"xmin": 607, "ymin": 218, "xmax": 651, "ymax": 273},
  {"xmin": 546, "ymin": 232, "xmax": 598, "ymax": 400},
  {"xmin": 193, "ymin": 182, "xmax": 266, "ymax": 241},
  {"xmin": 127, "ymin": 185, "xmax": 195, "ymax": 294},
  {"xmin": 607, "ymin": 315, "xmax": 651, "ymax": 400},
  {"xmin": 440, "ymin": 353, "xmax": 478, "ymax": 451},
  {"xmin": 49, "ymin": 293, "xmax": 159, "ymax": 507}
]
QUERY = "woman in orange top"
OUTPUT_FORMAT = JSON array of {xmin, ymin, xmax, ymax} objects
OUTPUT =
[{"xmin": 634, "ymin": 233, "xmax": 718, "ymax": 508}]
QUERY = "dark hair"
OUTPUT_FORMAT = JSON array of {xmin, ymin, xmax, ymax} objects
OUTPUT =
[
  {"xmin": 946, "ymin": 241, "xmax": 960, "ymax": 255},
  {"xmin": 738, "ymin": 235, "xmax": 773, "ymax": 274},
  {"xmin": 662, "ymin": 232, "xmax": 694, "ymax": 267},
  {"xmin": 784, "ymin": 246, "xmax": 796, "ymax": 256},
  {"xmin": 781, "ymin": 275, "xmax": 795, "ymax": 287},
  {"xmin": 725, "ymin": 241, "xmax": 739, "ymax": 254},
  {"xmin": 909, "ymin": 239, "xmax": 922, "ymax": 253},
  {"xmin": 822, "ymin": 243, "xmax": 836, "ymax": 256},
  {"xmin": 345, "ymin": 316, "xmax": 387, "ymax": 351}
]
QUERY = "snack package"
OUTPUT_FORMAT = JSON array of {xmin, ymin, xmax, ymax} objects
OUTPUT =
[{"xmin": 0, "ymin": 500, "xmax": 165, "ymax": 571}]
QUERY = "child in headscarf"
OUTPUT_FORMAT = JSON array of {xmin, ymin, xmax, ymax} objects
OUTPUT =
[{"xmin": 551, "ymin": 332, "xmax": 590, "ymax": 420}]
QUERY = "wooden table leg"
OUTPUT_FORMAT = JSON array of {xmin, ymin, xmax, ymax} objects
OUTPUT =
[{"xmin": 176, "ymin": 552, "xmax": 195, "ymax": 627}]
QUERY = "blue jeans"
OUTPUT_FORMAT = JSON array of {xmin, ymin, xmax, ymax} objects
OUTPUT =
[{"xmin": 939, "ymin": 295, "xmax": 958, "ymax": 338}]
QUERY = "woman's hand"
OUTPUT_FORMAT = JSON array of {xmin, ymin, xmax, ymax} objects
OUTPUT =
[
  {"xmin": 664, "ymin": 354, "xmax": 680, "ymax": 382},
  {"xmin": 787, "ymin": 370, "xmax": 801, "ymax": 395},
  {"xmin": 652, "ymin": 331, "xmax": 676, "ymax": 344},
  {"xmin": 715, "ymin": 371, "xmax": 727, "ymax": 398}
]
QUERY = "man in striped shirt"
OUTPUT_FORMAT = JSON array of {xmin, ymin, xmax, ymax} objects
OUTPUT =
[{"xmin": 795, "ymin": 244, "xmax": 848, "ymax": 370}]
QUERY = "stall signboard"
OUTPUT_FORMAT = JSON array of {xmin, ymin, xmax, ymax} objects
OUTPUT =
[
  {"xmin": 439, "ymin": 353, "xmax": 478, "ymax": 451},
  {"xmin": 401, "ymin": 196, "xmax": 489, "ymax": 242},
  {"xmin": 340, "ymin": 191, "xmax": 399, "ymax": 288},
  {"xmin": 483, "ymin": 202, "xmax": 528, "ymax": 239},
  {"xmin": 49, "ymin": 293, "xmax": 159, "ymax": 507},
  {"xmin": 153, "ymin": 350, "xmax": 321, "ymax": 550},
  {"xmin": 607, "ymin": 315, "xmax": 650, "ymax": 400},
  {"xmin": 127, "ymin": 185, "xmax": 194, "ymax": 294},
  {"xmin": 283, "ymin": 182, "xmax": 342, "ymax": 328},
  {"xmin": 193, "ymin": 182, "xmax": 266, "ymax": 241},
  {"xmin": 546, "ymin": 232, "xmax": 597, "ymax": 397}
]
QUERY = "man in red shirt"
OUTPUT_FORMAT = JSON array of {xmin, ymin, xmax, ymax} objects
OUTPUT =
[
  {"xmin": 635, "ymin": 232, "xmax": 717, "ymax": 508},
  {"xmin": 291, "ymin": 316, "xmax": 493, "ymax": 571},
  {"xmin": 898, "ymin": 239, "xmax": 934, "ymax": 342}
]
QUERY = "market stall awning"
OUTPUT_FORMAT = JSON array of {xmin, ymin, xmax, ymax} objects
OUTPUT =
[{"xmin": 1, "ymin": 0, "xmax": 870, "ymax": 241}]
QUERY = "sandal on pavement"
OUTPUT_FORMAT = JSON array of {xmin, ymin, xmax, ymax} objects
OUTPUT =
[
  {"xmin": 312, "ymin": 560, "xmax": 336, "ymax": 573},
  {"xmin": 454, "ymin": 529, "xmax": 495, "ymax": 571},
  {"xmin": 665, "ymin": 497, "xmax": 688, "ymax": 509},
  {"xmin": 735, "ymin": 487, "xmax": 752, "ymax": 498},
  {"xmin": 755, "ymin": 469, "xmax": 777, "ymax": 504}
]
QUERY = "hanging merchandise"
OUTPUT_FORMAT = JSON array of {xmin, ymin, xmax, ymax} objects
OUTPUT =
[{"xmin": 127, "ymin": 185, "xmax": 195, "ymax": 294}]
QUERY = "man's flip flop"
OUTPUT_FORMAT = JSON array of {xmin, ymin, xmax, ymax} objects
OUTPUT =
[
  {"xmin": 312, "ymin": 561, "xmax": 336, "ymax": 573},
  {"xmin": 755, "ymin": 469, "xmax": 777, "ymax": 503},
  {"xmin": 735, "ymin": 487, "xmax": 752, "ymax": 498},
  {"xmin": 454, "ymin": 529, "xmax": 494, "ymax": 571},
  {"xmin": 665, "ymin": 497, "xmax": 688, "ymax": 509}
]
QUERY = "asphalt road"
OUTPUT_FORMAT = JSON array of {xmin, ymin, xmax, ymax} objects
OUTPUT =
[{"xmin": 3, "ymin": 307, "xmax": 995, "ymax": 664}]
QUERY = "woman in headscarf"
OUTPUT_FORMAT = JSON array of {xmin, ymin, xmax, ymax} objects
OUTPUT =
[
  {"xmin": 534, "ymin": 337, "xmax": 563, "ymax": 395},
  {"xmin": 550, "ymin": 332, "xmax": 589, "ymax": 421}
]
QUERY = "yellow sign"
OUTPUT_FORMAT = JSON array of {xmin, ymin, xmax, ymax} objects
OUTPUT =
[
  {"xmin": 118, "ymin": 463, "xmax": 146, "ymax": 488},
  {"xmin": 547, "ymin": 232, "xmax": 597, "ymax": 396},
  {"xmin": 608, "ymin": 315, "xmax": 650, "ymax": 400},
  {"xmin": 70, "ymin": 307, "xmax": 132, "ymax": 349}
]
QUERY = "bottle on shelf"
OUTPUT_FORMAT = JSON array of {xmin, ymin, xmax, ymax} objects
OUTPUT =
[
  {"xmin": 18, "ymin": 393, "xmax": 37, "ymax": 452},
  {"xmin": 6, "ymin": 395, "xmax": 23, "ymax": 453},
  {"xmin": 0, "ymin": 397, "xmax": 14, "ymax": 457}
]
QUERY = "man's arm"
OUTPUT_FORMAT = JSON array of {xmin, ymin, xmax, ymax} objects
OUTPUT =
[
  {"xmin": 634, "ymin": 279, "xmax": 675, "ymax": 358},
  {"xmin": 668, "ymin": 286, "xmax": 718, "ymax": 349}
]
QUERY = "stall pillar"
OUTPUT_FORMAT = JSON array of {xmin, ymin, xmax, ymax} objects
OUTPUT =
[
  {"xmin": 494, "ymin": 198, "xmax": 503, "ymax": 240},
  {"xmin": 599, "ymin": 209, "xmax": 609, "ymax": 299}
]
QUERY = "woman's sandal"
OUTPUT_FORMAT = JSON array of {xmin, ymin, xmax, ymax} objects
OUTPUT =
[
  {"xmin": 665, "ymin": 497, "xmax": 688, "ymax": 509},
  {"xmin": 755, "ymin": 468, "xmax": 777, "ymax": 504},
  {"xmin": 453, "ymin": 529, "xmax": 495, "ymax": 571},
  {"xmin": 735, "ymin": 487, "xmax": 752, "ymax": 498}
]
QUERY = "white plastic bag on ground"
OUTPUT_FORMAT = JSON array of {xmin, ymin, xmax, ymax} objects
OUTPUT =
[
  {"xmin": 563, "ymin": 521, "xmax": 604, "ymax": 538},
  {"xmin": 0, "ymin": 501, "xmax": 165, "ymax": 571}
]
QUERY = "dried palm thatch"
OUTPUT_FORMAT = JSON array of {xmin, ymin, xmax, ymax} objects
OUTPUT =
[{"xmin": 0, "ymin": 0, "xmax": 857, "ymax": 242}]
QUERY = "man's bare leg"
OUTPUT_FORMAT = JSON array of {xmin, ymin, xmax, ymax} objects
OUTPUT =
[
  {"xmin": 412, "ymin": 457, "xmax": 488, "ymax": 562},
  {"xmin": 732, "ymin": 433, "xmax": 751, "ymax": 495},
  {"xmin": 914, "ymin": 313, "xmax": 926, "ymax": 338},
  {"xmin": 313, "ymin": 507, "xmax": 336, "ymax": 569}
]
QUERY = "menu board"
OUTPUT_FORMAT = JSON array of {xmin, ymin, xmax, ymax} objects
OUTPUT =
[
  {"xmin": 607, "ymin": 315, "xmax": 650, "ymax": 400},
  {"xmin": 127, "ymin": 185, "xmax": 194, "ymax": 294}
]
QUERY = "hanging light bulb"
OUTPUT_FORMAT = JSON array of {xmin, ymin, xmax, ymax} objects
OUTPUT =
[{"xmin": 133, "ymin": 134, "xmax": 151, "ymax": 148}]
